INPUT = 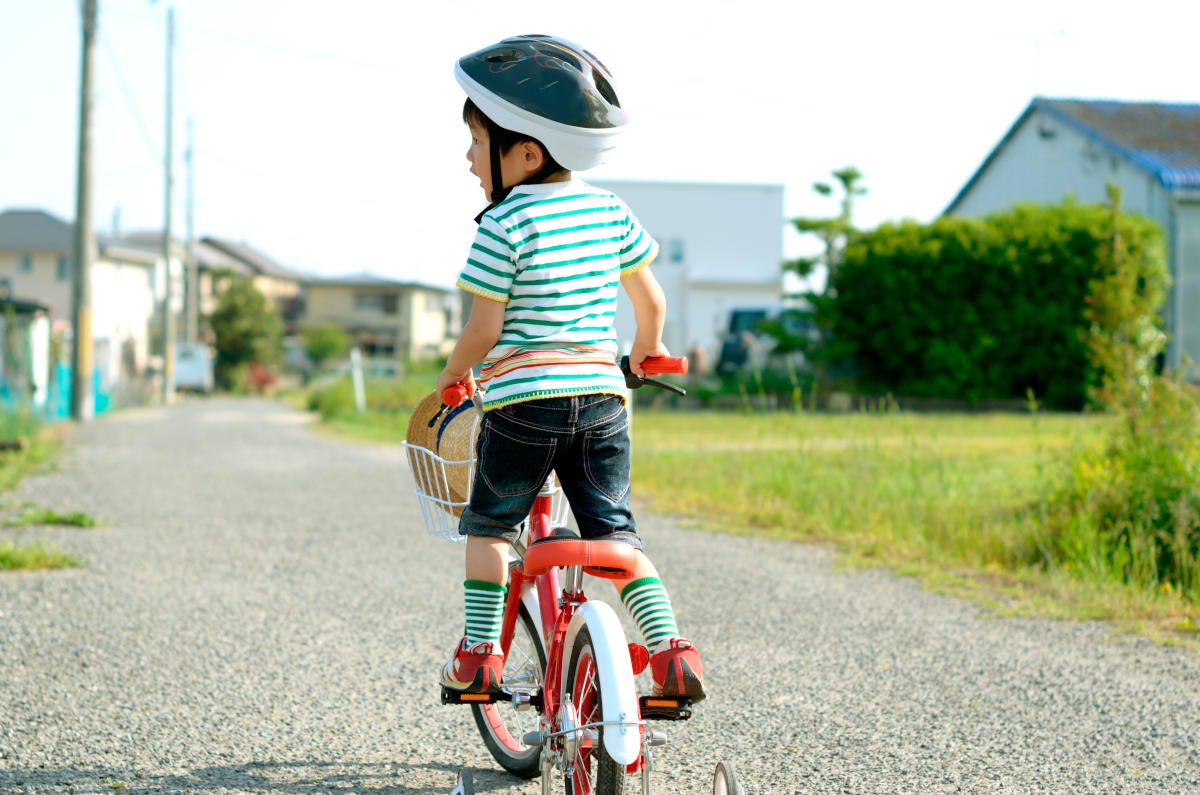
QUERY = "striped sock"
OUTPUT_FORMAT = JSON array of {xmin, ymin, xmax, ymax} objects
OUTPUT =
[
  {"xmin": 620, "ymin": 577, "xmax": 680, "ymax": 654},
  {"xmin": 463, "ymin": 579, "xmax": 507, "ymax": 646}
]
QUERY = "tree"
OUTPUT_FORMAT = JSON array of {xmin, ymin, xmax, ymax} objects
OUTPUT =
[
  {"xmin": 302, "ymin": 323, "xmax": 350, "ymax": 370},
  {"xmin": 207, "ymin": 271, "xmax": 283, "ymax": 390},
  {"xmin": 770, "ymin": 167, "xmax": 867, "ymax": 368}
]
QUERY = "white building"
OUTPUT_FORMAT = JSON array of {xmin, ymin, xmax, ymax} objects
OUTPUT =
[
  {"xmin": 0, "ymin": 208, "xmax": 177, "ymax": 412},
  {"xmin": 590, "ymin": 180, "xmax": 785, "ymax": 365},
  {"xmin": 945, "ymin": 97, "xmax": 1200, "ymax": 378}
]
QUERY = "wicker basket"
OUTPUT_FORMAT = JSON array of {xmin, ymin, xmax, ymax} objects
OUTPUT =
[{"xmin": 402, "ymin": 391, "xmax": 571, "ymax": 542}]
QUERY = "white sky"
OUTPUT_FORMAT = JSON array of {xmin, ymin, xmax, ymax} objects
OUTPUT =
[{"xmin": 2, "ymin": 0, "xmax": 1197, "ymax": 289}]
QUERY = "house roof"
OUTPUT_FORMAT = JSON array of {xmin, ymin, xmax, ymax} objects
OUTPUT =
[
  {"xmin": 307, "ymin": 271, "xmax": 452, "ymax": 292},
  {"xmin": 0, "ymin": 209, "xmax": 74, "ymax": 252},
  {"xmin": 200, "ymin": 236, "xmax": 308, "ymax": 282},
  {"xmin": 946, "ymin": 97, "xmax": 1200, "ymax": 213}
]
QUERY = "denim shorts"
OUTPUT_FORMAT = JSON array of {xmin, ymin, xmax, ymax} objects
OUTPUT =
[{"xmin": 458, "ymin": 394, "xmax": 642, "ymax": 549}]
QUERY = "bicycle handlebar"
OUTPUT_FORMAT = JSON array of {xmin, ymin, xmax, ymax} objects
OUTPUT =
[
  {"xmin": 442, "ymin": 383, "xmax": 471, "ymax": 407},
  {"xmin": 638, "ymin": 356, "xmax": 689, "ymax": 376}
]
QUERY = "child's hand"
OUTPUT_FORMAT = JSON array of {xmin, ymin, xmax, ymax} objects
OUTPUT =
[
  {"xmin": 628, "ymin": 341, "xmax": 670, "ymax": 377},
  {"xmin": 437, "ymin": 367, "xmax": 476, "ymax": 400}
]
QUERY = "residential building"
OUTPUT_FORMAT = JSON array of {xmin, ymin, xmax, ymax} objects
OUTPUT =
[
  {"xmin": 945, "ymin": 97, "xmax": 1200, "ymax": 378},
  {"xmin": 589, "ymin": 179, "xmax": 785, "ymax": 364},
  {"xmin": 200, "ymin": 236, "xmax": 308, "ymax": 333},
  {"xmin": 302, "ymin": 273, "xmax": 459, "ymax": 362},
  {"xmin": 0, "ymin": 209, "xmax": 166, "ymax": 411}
]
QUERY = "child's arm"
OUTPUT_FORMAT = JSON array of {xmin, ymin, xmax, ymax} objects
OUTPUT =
[
  {"xmin": 437, "ymin": 294, "xmax": 506, "ymax": 396},
  {"xmin": 619, "ymin": 266, "xmax": 669, "ymax": 376}
]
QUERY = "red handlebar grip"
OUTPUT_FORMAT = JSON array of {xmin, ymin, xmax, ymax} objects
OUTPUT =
[
  {"xmin": 640, "ymin": 356, "xmax": 689, "ymax": 376},
  {"xmin": 442, "ymin": 383, "xmax": 469, "ymax": 406}
]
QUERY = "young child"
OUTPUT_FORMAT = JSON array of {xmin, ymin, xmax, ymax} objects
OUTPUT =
[{"xmin": 437, "ymin": 35, "xmax": 705, "ymax": 703}]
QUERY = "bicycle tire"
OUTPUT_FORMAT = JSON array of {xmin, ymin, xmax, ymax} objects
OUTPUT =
[
  {"xmin": 471, "ymin": 601, "xmax": 546, "ymax": 778},
  {"xmin": 564, "ymin": 625, "xmax": 625, "ymax": 795}
]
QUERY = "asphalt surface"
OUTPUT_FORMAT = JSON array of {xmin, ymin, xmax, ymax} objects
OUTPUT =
[{"xmin": 1, "ymin": 397, "xmax": 1199, "ymax": 794}]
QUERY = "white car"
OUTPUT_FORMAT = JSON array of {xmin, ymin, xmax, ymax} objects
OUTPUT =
[{"xmin": 174, "ymin": 343, "xmax": 215, "ymax": 393}]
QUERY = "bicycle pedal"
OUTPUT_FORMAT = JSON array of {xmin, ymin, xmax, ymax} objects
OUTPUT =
[
  {"xmin": 441, "ymin": 687, "xmax": 504, "ymax": 705},
  {"xmin": 639, "ymin": 695, "xmax": 693, "ymax": 721}
]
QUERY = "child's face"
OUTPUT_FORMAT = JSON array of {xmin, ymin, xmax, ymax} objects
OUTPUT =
[{"xmin": 466, "ymin": 120, "xmax": 534, "ymax": 201}]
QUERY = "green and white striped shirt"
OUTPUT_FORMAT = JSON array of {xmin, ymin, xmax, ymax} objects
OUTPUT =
[{"xmin": 457, "ymin": 179, "xmax": 658, "ymax": 410}]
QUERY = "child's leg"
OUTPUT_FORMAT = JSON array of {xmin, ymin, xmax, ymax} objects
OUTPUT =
[
  {"xmin": 610, "ymin": 551, "xmax": 682, "ymax": 653},
  {"xmin": 461, "ymin": 536, "xmax": 509, "ymax": 646}
]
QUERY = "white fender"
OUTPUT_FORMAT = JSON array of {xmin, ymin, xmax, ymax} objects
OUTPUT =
[
  {"xmin": 560, "ymin": 600, "xmax": 641, "ymax": 766},
  {"xmin": 519, "ymin": 579, "xmax": 546, "ymax": 648}
]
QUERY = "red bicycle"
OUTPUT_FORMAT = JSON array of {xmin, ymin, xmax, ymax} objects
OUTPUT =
[{"xmin": 408, "ymin": 356, "xmax": 747, "ymax": 793}]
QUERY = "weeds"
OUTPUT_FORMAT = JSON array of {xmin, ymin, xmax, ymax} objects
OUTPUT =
[
  {"xmin": 0, "ymin": 538, "xmax": 80, "ymax": 570},
  {"xmin": 4, "ymin": 505, "xmax": 99, "ymax": 528}
]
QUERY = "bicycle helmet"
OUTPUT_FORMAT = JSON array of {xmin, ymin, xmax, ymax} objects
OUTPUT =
[{"xmin": 456, "ymin": 35, "xmax": 628, "ymax": 209}]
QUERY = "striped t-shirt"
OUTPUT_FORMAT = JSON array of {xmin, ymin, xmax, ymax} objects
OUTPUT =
[{"xmin": 457, "ymin": 179, "xmax": 658, "ymax": 410}]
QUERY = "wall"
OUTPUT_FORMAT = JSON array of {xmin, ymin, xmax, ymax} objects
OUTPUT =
[{"xmin": 590, "ymin": 180, "xmax": 785, "ymax": 360}]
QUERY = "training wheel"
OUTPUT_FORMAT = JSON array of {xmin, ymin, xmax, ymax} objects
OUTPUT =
[
  {"xmin": 449, "ymin": 768, "xmax": 474, "ymax": 795},
  {"xmin": 713, "ymin": 760, "xmax": 745, "ymax": 795}
]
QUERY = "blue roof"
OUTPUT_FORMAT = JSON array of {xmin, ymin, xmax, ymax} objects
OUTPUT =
[
  {"xmin": 946, "ymin": 97, "xmax": 1200, "ymax": 214},
  {"xmin": 1038, "ymin": 98, "xmax": 1200, "ymax": 189}
]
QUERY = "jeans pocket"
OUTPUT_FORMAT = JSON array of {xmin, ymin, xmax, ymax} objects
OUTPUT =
[
  {"xmin": 478, "ymin": 416, "xmax": 557, "ymax": 498},
  {"xmin": 582, "ymin": 416, "xmax": 631, "ymax": 503}
]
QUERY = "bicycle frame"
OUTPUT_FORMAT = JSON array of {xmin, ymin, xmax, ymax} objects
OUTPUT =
[{"xmin": 497, "ymin": 490, "xmax": 647, "ymax": 778}]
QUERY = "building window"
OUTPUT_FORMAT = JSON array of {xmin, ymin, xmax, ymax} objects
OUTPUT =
[
  {"xmin": 18, "ymin": 254, "xmax": 32, "ymax": 273},
  {"xmin": 668, "ymin": 238, "xmax": 685, "ymax": 264},
  {"xmin": 57, "ymin": 255, "xmax": 71, "ymax": 281},
  {"xmin": 354, "ymin": 291, "xmax": 398, "ymax": 315}
]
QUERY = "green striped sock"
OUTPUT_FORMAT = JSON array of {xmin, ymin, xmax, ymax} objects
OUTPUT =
[
  {"xmin": 463, "ymin": 579, "xmax": 507, "ymax": 646},
  {"xmin": 620, "ymin": 577, "xmax": 680, "ymax": 654}
]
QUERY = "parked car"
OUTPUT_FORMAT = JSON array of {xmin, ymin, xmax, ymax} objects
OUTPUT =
[{"xmin": 174, "ymin": 343, "xmax": 215, "ymax": 393}]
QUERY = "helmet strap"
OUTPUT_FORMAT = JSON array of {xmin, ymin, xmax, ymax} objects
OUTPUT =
[{"xmin": 473, "ymin": 124, "xmax": 566, "ymax": 225}]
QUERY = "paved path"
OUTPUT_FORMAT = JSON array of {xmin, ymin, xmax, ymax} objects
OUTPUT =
[{"xmin": 1, "ymin": 398, "xmax": 1198, "ymax": 794}]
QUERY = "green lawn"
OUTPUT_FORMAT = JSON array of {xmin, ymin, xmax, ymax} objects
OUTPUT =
[{"xmin": 307, "ymin": 386, "xmax": 1200, "ymax": 646}]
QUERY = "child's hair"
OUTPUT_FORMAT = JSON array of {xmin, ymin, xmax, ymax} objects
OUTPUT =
[{"xmin": 463, "ymin": 98, "xmax": 565, "ymax": 175}]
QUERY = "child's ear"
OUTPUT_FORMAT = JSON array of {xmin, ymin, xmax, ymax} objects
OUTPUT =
[{"xmin": 523, "ymin": 141, "xmax": 546, "ymax": 173}]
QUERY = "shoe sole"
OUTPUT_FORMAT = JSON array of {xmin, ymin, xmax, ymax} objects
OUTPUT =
[{"xmin": 441, "ymin": 664, "xmax": 503, "ymax": 695}]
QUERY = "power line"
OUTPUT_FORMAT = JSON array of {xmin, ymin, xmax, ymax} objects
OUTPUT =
[{"xmin": 98, "ymin": 28, "xmax": 161, "ymax": 163}]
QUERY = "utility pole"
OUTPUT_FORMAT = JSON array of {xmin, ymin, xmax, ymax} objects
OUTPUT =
[
  {"xmin": 70, "ymin": 0, "xmax": 97, "ymax": 422},
  {"xmin": 160, "ymin": 4, "xmax": 176, "ymax": 402},
  {"xmin": 185, "ymin": 117, "xmax": 198, "ymax": 345}
]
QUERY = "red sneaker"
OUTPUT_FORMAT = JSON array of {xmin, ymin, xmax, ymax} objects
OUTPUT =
[
  {"xmin": 440, "ymin": 636, "xmax": 504, "ymax": 693},
  {"xmin": 649, "ymin": 638, "xmax": 706, "ymax": 702}
]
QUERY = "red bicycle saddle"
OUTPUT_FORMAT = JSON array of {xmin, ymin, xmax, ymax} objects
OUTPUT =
[{"xmin": 522, "ymin": 538, "xmax": 640, "ymax": 580}]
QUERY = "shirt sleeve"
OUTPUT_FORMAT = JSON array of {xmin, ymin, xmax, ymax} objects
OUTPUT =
[
  {"xmin": 617, "ymin": 204, "xmax": 659, "ymax": 276},
  {"xmin": 457, "ymin": 215, "xmax": 516, "ymax": 302}
]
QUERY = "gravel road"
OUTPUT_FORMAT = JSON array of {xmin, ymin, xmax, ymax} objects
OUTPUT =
[{"xmin": 2, "ymin": 397, "xmax": 1199, "ymax": 794}]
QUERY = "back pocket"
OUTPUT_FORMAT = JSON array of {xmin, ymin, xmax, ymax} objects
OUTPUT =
[{"xmin": 478, "ymin": 417, "xmax": 557, "ymax": 498}]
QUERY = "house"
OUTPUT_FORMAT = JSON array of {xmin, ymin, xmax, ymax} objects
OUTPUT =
[
  {"xmin": 200, "ymin": 236, "xmax": 308, "ymax": 334},
  {"xmin": 945, "ymin": 97, "xmax": 1200, "ymax": 378},
  {"xmin": 0, "ymin": 209, "xmax": 165, "ymax": 412},
  {"xmin": 302, "ymin": 273, "xmax": 459, "ymax": 363},
  {"xmin": 588, "ymin": 179, "xmax": 785, "ymax": 365}
]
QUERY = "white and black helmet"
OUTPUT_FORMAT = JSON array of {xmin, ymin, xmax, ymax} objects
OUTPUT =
[{"xmin": 455, "ymin": 35, "xmax": 629, "ymax": 174}]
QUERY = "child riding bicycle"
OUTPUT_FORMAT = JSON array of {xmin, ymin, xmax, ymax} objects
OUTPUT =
[{"xmin": 435, "ymin": 34, "xmax": 705, "ymax": 704}]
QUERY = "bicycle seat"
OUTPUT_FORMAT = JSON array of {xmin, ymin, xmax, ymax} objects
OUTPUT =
[{"xmin": 523, "ymin": 536, "xmax": 640, "ymax": 580}]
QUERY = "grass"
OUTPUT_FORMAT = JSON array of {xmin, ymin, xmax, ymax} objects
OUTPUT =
[
  {"xmin": 297, "ymin": 377, "xmax": 1200, "ymax": 647},
  {"xmin": 4, "ymin": 505, "xmax": 99, "ymax": 528},
  {"xmin": 0, "ymin": 537, "xmax": 80, "ymax": 570},
  {"xmin": 0, "ymin": 418, "xmax": 76, "ymax": 571}
]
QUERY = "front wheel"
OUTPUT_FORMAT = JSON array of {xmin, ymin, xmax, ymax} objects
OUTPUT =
[
  {"xmin": 472, "ymin": 601, "xmax": 546, "ymax": 778},
  {"xmin": 564, "ymin": 626, "xmax": 625, "ymax": 795}
]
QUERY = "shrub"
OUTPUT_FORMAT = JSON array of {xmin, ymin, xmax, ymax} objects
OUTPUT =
[{"xmin": 825, "ymin": 198, "xmax": 1167, "ymax": 409}]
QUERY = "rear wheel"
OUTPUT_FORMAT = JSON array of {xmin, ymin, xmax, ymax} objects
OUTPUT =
[
  {"xmin": 564, "ymin": 626, "xmax": 625, "ymax": 795},
  {"xmin": 472, "ymin": 601, "xmax": 546, "ymax": 778}
]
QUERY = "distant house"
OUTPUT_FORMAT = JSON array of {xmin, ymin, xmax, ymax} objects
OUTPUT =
[
  {"xmin": 589, "ymin": 179, "xmax": 784, "ymax": 365},
  {"xmin": 302, "ymin": 273, "xmax": 459, "ymax": 362},
  {"xmin": 0, "ymin": 208, "xmax": 163, "ymax": 412},
  {"xmin": 200, "ymin": 236, "xmax": 308, "ymax": 334},
  {"xmin": 945, "ymin": 97, "xmax": 1200, "ymax": 378}
]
